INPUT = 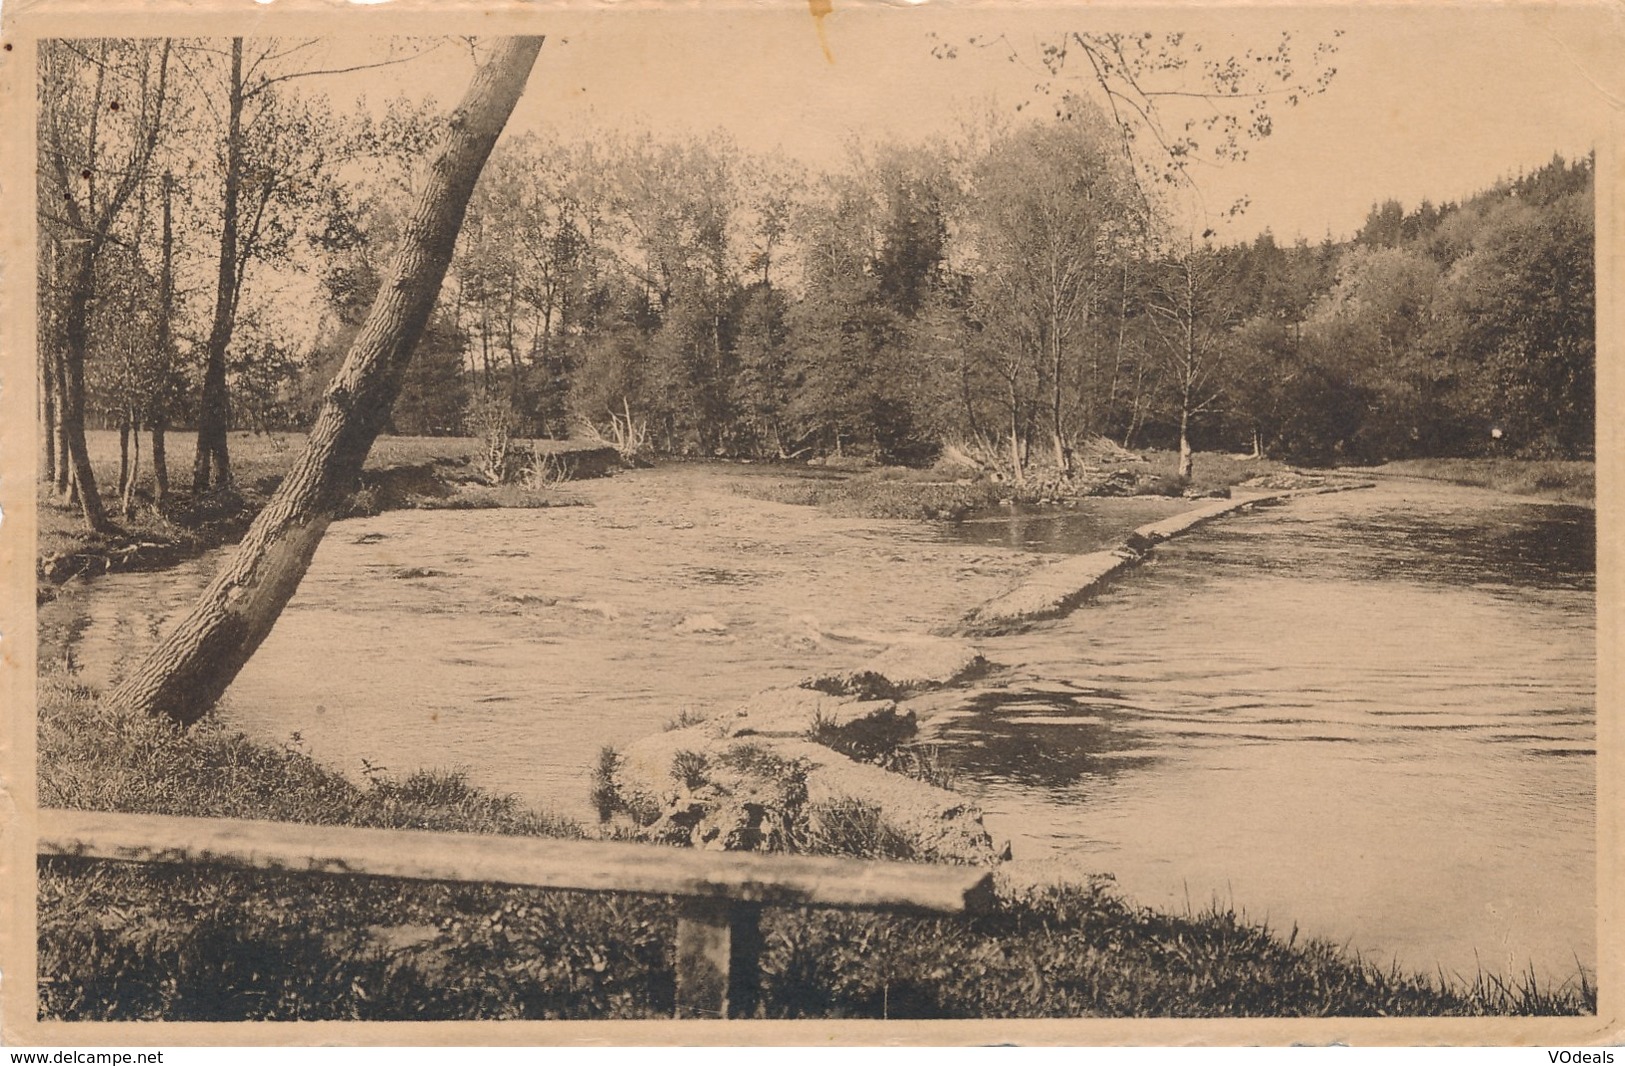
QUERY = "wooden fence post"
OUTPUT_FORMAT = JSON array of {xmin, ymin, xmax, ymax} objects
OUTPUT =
[{"xmin": 675, "ymin": 898, "xmax": 763, "ymax": 1019}]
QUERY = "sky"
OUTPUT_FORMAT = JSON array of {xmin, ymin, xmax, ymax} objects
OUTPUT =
[
  {"xmin": 288, "ymin": 3, "xmax": 1621, "ymax": 245},
  {"xmin": 132, "ymin": 2, "xmax": 1618, "ymax": 248}
]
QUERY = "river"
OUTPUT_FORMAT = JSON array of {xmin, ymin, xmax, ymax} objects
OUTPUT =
[
  {"xmin": 933, "ymin": 478, "xmax": 1595, "ymax": 983},
  {"xmin": 39, "ymin": 467, "xmax": 1594, "ymax": 984}
]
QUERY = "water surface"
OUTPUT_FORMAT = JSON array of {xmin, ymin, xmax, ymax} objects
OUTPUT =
[
  {"xmin": 929, "ymin": 480, "xmax": 1594, "ymax": 981},
  {"xmin": 40, "ymin": 471, "xmax": 1594, "ymax": 983}
]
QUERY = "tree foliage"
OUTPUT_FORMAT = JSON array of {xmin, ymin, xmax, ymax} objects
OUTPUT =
[{"xmin": 38, "ymin": 34, "xmax": 1594, "ymax": 519}]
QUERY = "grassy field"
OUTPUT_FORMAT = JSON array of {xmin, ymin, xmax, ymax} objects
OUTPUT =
[
  {"xmin": 1367, "ymin": 458, "xmax": 1594, "ymax": 505},
  {"xmin": 36, "ymin": 670, "xmax": 1595, "ymax": 1020}
]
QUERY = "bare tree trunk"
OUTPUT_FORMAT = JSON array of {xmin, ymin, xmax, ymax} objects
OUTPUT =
[
  {"xmin": 53, "ymin": 349, "xmax": 73, "ymax": 499},
  {"xmin": 124, "ymin": 416, "xmax": 142, "ymax": 516},
  {"xmin": 1122, "ymin": 357, "xmax": 1148, "ymax": 451},
  {"xmin": 112, "ymin": 36, "xmax": 545, "ymax": 725},
  {"xmin": 152, "ymin": 172, "xmax": 174, "ymax": 507},
  {"xmin": 40, "ymin": 345, "xmax": 57, "ymax": 485},
  {"xmin": 1177, "ymin": 264, "xmax": 1197, "ymax": 481},
  {"xmin": 194, "ymin": 38, "xmax": 242, "ymax": 494},
  {"xmin": 958, "ymin": 360, "xmax": 983, "ymax": 443},
  {"xmin": 1007, "ymin": 378, "xmax": 1024, "ymax": 487},
  {"xmin": 1178, "ymin": 405, "xmax": 1194, "ymax": 481},
  {"xmin": 61, "ymin": 254, "xmax": 113, "ymax": 531},
  {"xmin": 1050, "ymin": 330, "xmax": 1067, "ymax": 473},
  {"xmin": 1107, "ymin": 260, "xmax": 1129, "ymax": 438},
  {"xmin": 118, "ymin": 417, "xmax": 131, "ymax": 497},
  {"xmin": 41, "ymin": 39, "xmax": 164, "ymax": 526},
  {"xmin": 152, "ymin": 420, "xmax": 170, "ymax": 506}
]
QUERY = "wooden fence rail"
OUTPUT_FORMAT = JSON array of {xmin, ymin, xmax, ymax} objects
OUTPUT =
[{"xmin": 37, "ymin": 808, "xmax": 996, "ymax": 1020}]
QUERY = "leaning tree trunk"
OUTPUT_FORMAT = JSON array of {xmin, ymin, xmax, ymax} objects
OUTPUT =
[{"xmin": 112, "ymin": 36, "xmax": 545, "ymax": 726}]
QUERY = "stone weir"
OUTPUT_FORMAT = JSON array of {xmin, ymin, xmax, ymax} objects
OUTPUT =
[{"xmin": 605, "ymin": 474, "xmax": 1372, "ymax": 866}]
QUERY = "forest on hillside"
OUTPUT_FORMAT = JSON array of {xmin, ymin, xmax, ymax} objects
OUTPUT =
[{"xmin": 38, "ymin": 36, "xmax": 1595, "ymax": 519}]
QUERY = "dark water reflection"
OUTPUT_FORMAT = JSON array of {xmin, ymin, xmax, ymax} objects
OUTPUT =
[
  {"xmin": 938, "ymin": 498, "xmax": 1192, "ymax": 555},
  {"xmin": 929, "ymin": 479, "xmax": 1595, "ymax": 981},
  {"xmin": 1180, "ymin": 496, "xmax": 1595, "ymax": 592}
]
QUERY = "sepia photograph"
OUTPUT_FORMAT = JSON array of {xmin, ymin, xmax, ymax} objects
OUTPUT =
[{"xmin": 1, "ymin": 0, "xmax": 1618, "ymax": 1045}]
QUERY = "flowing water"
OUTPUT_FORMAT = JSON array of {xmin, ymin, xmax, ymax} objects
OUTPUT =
[
  {"xmin": 932, "ymin": 478, "xmax": 1595, "ymax": 982},
  {"xmin": 39, "ymin": 469, "xmax": 1594, "ymax": 983},
  {"xmin": 39, "ymin": 467, "xmax": 1066, "ymax": 821}
]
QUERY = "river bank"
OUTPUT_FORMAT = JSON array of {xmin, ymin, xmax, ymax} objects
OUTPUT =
[
  {"xmin": 36, "ymin": 432, "xmax": 1299, "ymax": 603},
  {"xmin": 34, "ymin": 461, "xmax": 1595, "ymax": 1017},
  {"xmin": 36, "ymin": 665, "xmax": 1593, "ymax": 1019},
  {"xmin": 36, "ymin": 432, "xmax": 618, "ymax": 603},
  {"xmin": 1365, "ymin": 457, "xmax": 1594, "ymax": 506}
]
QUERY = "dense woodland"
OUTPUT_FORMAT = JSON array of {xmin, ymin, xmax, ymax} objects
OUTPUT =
[{"xmin": 39, "ymin": 37, "xmax": 1595, "ymax": 530}]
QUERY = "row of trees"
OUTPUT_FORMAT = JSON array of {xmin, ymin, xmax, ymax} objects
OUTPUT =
[
  {"xmin": 1222, "ymin": 155, "xmax": 1594, "ymax": 463},
  {"xmin": 37, "ymin": 37, "xmax": 431, "ymax": 531},
  {"xmin": 40, "ymin": 34, "xmax": 1593, "ymax": 544},
  {"xmin": 335, "ymin": 131, "xmax": 1594, "ymax": 474}
]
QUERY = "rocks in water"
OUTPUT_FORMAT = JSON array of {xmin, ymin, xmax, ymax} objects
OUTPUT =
[
  {"xmin": 960, "ymin": 494, "xmax": 1287, "ymax": 633},
  {"xmin": 960, "ymin": 549, "xmax": 1132, "ymax": 633},
  {"xmin": 1122, "ymin": 531, "xmax": 1156, "ymax": 556},
  {"xmin": 568, "ymin": 600, "xmax": 621, "ymax": 622},
  {"xmin": 1132, "ymin": 495, "xmax": 1261, "ymax": 544},
  {"xmin": 806, "ymin": 636, "xmax": 988, "ymax": 700},
  {"xmin": 606, "ymin": 691, "xmax": 1005, "ymax": 865},
  {"xmin": 724, "ymin": 687, "xmax": 906, "ymax": 739},
  {"xmin": 675, "ymin": 613, "xmax": 729, "ymax": 635},
  {"xmin": 639, "ymin": 744, "xmax": 813, "ymax": 852},
  {"xmin": 774, "ymin": 740, "xmax": 1007, "ymax": 866},
  {"xmin": 610, "ymin": 732, "xmax": 1005, "ymax": 865},
  {"xmin": 391, "ymin": 566, "xmax": 447, "ymax": 579},
  {"xmin": 503, "ymin": 591, "xmax": 558, "ymax": 608},
  {"xmin": 610, "ymin": 723, "xmax": 728, "ymax": 822}
]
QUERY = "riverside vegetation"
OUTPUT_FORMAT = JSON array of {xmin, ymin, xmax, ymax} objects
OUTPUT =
[
  {"xmin": 35, "ymin": 451, "xmax": 1597, "ymax": 1018},
  {"xmin": 1369, "ymin": 458, "xmax": 1594, "ymax": 506}
]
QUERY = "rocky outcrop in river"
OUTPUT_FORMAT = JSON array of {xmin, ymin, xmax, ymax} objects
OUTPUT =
[
  {"xmin": 606, "ymin": 636, "xmax": 1008, "ymax": 865},
  {"xmin": 605, "ymin": 475, "xmax": 1375, "ymax": 865}
]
